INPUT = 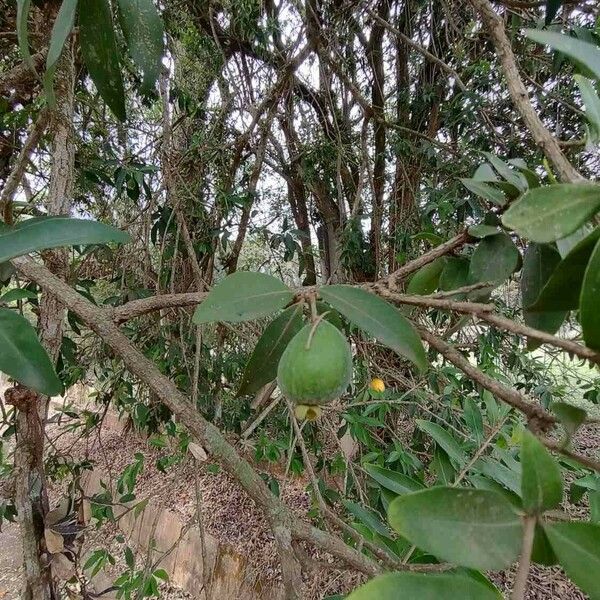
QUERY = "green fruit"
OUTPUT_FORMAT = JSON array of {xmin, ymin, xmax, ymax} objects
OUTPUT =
[{"xmin": 277, "ymin": 319, "xmax": 352, "ymax": 406}]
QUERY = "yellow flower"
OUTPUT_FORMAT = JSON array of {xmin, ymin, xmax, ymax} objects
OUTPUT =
[{"xmin": 370, "ymin": 378, "xmax": 385, "ymax": 393}]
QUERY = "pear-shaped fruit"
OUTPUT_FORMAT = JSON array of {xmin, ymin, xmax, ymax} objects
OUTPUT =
[{"xmin": 277, "ymin": 319, "xmax": 352, "ymax": 406}]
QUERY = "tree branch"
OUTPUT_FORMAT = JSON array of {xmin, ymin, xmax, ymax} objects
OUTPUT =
[
  {"xmin": 467, "ymin": 0, "xmax": 583, "ymax": 183},
  {"xmin": 417, "ymin": 326, "xmax": 556, "ymax": 429},
  {"xmin": 11, "ymin": 256, "xmax": 383, "ymax": 579},
  {"xmin": 382, "ymin": 231, "xmax": 471, "ymax": 289},
  {"xmin": 0, "ymin": 109, "xmax": 49, "ymax": 223}
]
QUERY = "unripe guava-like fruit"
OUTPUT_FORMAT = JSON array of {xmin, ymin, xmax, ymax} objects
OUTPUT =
[{"xmin": 277, "ymin": 319, "xmax": 352, "ymax": 406}]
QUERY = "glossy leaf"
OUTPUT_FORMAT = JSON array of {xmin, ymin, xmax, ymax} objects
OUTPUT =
[
  {"xmin": 0, "ymin": 217, "xmax": 130, "ymax": 263},
  {"xmin": 502, "ymin": 183, "xmax": 600, "ymax": 243},
  {"xmin": 17, "ymin": 0, "xmax": 34, "ymax": 69},
  {"xmin": 469, "ymin": 233, "xmax": 519, "ymax": 284},
  {"xmin": 406, "ymin": 257, "xmax": 446, "ymax": 295},
  {"xmin": 116, "ymin": 0, "xmax": 164, "ymax": 93},
  {"xmin": 468, "ymin": 224, "xmax": 499, "ymax": 238},
  {"xmin": 0, "ymin": 309, "xmax": 62, "ymax": 396},
  {"xmin": 483, "ymin": 152, "xmax": 527, "ymax": 192},
  {"xmin": 347, "ymin": 573, "xmax": 501, "ymax": 600},
  {"xmin": 416, "ymin": 420, "xmax": 467, "ymax": 465},
  {"xmin": 530, "ymin": 228, "xmax": 600, "ymax": 311},
  {"xmin": 545, "ymin": 522, "xmax": 600, "ymax": 600},
  {"xmin": 521, "ymin": 243, "xmax": 566, "ymax": 347},
  {"xmin": 48, "ymin": 9, "xmax": 76, "ymax": 57},
  {"xmin": 526, "ymin": 29, "xmax": 600, "ymax": 80},
  {"xmin": 79, "ymin": 0, "xmax": 126, "ymax": 121},
  {"xmin": 521, "ymin": 430, "xmax": 563, "ymax": 514},
  {"xmin": 581, "ymin": 237, "xmax": 600, "ymax": 350},
  {"xmin": 44, "ymin": 0, "xmax": 78, "ymax": 104},
  {"xmin": 363, "ymin": 464, "xmax": 423, "ymax": 495},
  {"xmin": 193, "ymin": 272, "xmax": 294, "ymax": 324},
  {"xmin": 460, "ymin": 179, "xmax": 506, "ymax": 206},
  {"xmin": 236, "ymin": 304, "xmax": 304, "ymax": 396},
  {"xmin": 388, "ymin": 487, "xmax": 522, "ymax": 570},
  {"xmin": 319, "ymin": 285, "xmax": 427, "ymax": 372}
]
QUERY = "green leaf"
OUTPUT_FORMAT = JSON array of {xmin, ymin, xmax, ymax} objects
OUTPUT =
[
  {"xmin": 363, "ymin": 464, "xmax": 424, "ymax": 495},
  {"xmin": 0, "ymin": 217, "xmax": 130, "ymax": 263},
  {"xmin": 545, "ymin": 522, "xmax": 600, "ymax": 600},
  {"xmin": 483, "ymin": 152, "xmax": 527, "ymax": 192},
  {"xmin": 468, "ymin": 224, "xmax": 500, "ymax": 238},
  {"xmin": 551, "ymin": 402, "xmax": 587, "ymax": 437},
  {"xmin": 388, "ymin": 487, "xmax": 522, "ymax": 570},
  {"xmin": 17, "ymin": 0, "xmax": 34, "ymax": 70},
  {"xmin": 406, "ymin": 257, "xmax": 446, "ymax": 295},
  {"xmin": 520, "ymin": 430, "xmax": 563, "ymax": 514},
  {"xmin": 511, "ymin": 161, "xmax": 541, "ymax": 189},
  {"xmin": 439, "ymin": 257, "xmax": 470, "ymax": 293},
  {"xmin": 460, "ymin": 179, "xmax": 507, "ymax": 206},
  {"xmin": 521, "ymin": 244, "xmax": 566, "ymax": 348},
  {"xmin": 590, "ymin": 491, "xmax": 600, "ymax": 523},
  {"xmin": 315, "ymin": 301, "xmax": 344, "ymax": 331},
  {"xmin": 79, "ymin": 0, "xmax": 126, "ymax": 121},
  {"xmin": 475, "ymin": 457, "xmax": 521, "ymax": 495},
  {"xmin": 575, "ymin": 75, "xmax": 600, "ymax": 137},
  {"xmin": 0, "ymin": 308, "xmax": 62, "ymax": 396},
  {"xmin": 532, "ymin": 523, "xmax": 558, "ymax": 565},
  {"xmin": 469, "ymin": 233, "xmax": 519, "ymax": 284},
  {"xmin": 416, "ymin": 420, "xmax": 467, "ymax": 465},
  {"xmin": 473, "ymin": 163, "xmax": 499, "ymax": 182},
  {"xmin": 463, "ymin": 397, "xmax": 484, "ymax": 444},
  {"xmin": 116, "ymin": 0, "xmax": 164, "ymax": 93},
  {"xmin": 0, "ymin": 289, "xmax": 37, "ymax": 304},
  {"xmin": 319, "ymin": 285, "xmax": 427, "ymax": 372},
  {"xmin": 342, "ymin": 500, "xmax": 391, "ymax": 538},
  {"xmin": 502, "ymin": 183, "xmax": 600, "ymax": 243},
  {"xmin": 530, "ymin": 228, "xmax": 600, "ymax": 311},
  {"xmin": 580, "ymin": 237, "xmax": 600, "ymax": 350},
  {"xmin": 526, "ymin": 29, "xmax": 600, "ymax": 81},
  {"xmin": 347, "ymin": 573, "xmax": 501, "ymax": 600},
  {"xmin": 432, "ymin": 447, "xmax": 456, "ymax": 485},
  {"xmin": 469, "ymin": 474, "xmax": 522, "ymax": 508},
  {"xmin": 193, "ymin": 272, "xmax": 294, "ymax": 324},
  {"xmin": 153, "ymin": 568, "xmax": 168, "ymax": 581},
  {"xmin": 236, "ymin": 304, "xmax": 304, "ymax": 396},
  {"xmin": 44, "ymin": 0, "xmax": 78, "ymax": 105}
]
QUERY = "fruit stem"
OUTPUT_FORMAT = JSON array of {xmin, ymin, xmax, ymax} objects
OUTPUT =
[
  {"xmin": 305, "ymin": 313, "xmax": 327, "ymax": 350},
  {"xmin": 309, "ymin": 293, "xmax": 318, "ymax": 323}
]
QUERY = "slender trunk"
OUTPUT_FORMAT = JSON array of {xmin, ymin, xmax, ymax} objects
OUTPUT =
[
  {"xmin": 367, "ymin": 0, "xmax": 389, "ymax": 278},
  {"xmin": 13, "ymin": 35, "xmax": 75, "ymax": 600}
]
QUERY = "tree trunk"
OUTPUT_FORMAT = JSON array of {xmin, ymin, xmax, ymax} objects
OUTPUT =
[{"xmin": 13, "ymin": 36, "xmax": 75, "ymax": 600}]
